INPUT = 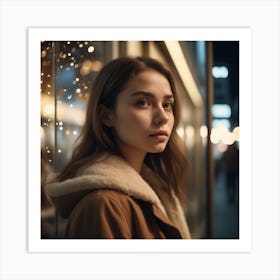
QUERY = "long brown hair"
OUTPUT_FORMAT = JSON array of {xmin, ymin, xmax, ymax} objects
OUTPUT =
[{"xmin": 57, "ymin": 56, "xmax": 188, "ymax": 202}]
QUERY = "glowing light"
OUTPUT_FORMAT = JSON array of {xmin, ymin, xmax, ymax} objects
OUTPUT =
[
  {"xmin": 88, "ymin": 46, "xmax": 95, "ymax": 53},
  {"xmin": 217, "ymin": 142, "xmax": 228, "ymax": 153},
  {"xmin": 80, "ymin": 60, "xmax": 92, "ymax": 76},
  {"xmin": 210, "ymin": 125, "xmax": 238, "ymax": 145},
  {"xmin": 212, "ymin": 119, "xmax": 231, "ymax": 130},
  {"xmin": 221, "ymin": 131, "xmax": 235, "ymax": 145},
  {"xmin": 210, "ymin": 126, "xmax": 228, "ymax": 144},
  {"xmin": 210, "ymin": 128, "xmax": 220, "ymax": 144},
  {"xmin": 185, "ymin": 125, "xmax": 194, "ymax": 138},
  {"xmin": 212, "ymin": 66, "xmax": 229, "ymax": 78},
  {"xmin": 41, "ymin": 51, "xmax": 47, "ymax": 58},
  {"xmin": 73, "ymin": 130, "xmax": 77, "ymax": 135},
  {"xmin": 58, "ymin": 149, "xmax": 62, "ymax": 153},
  {"xmin": 212, "ymin": 104, "xmax": 231, "ymax": 118},
  {"xmin": 76, "ymin": 88, "xmax": 81, "ymax": 94},
  {"xmin": 177, "ymin": 127, "xmax": 184, "ymax": 138},
  {"xmin": 79, "ymin": 43, "xmax": 83, "ymax": 48},
  {"xmin": 43, "ymin": 104, "xmax": 54, "ymax": 116},
  {"xmin": 200, "ymin": 125, "xmax": 208, "ymax": 138},
  {"xmin": 232, "ymin": 126, "xmax": 240, "ymax": 141}
]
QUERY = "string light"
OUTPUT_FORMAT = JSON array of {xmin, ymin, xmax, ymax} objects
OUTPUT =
[
  {"xmin": 88, "ymin": 46, "xmax": 94, "ymax": 53},
  {"xmin": 41, "ymin": 41, "xmax": 99, "ymax": 164}
]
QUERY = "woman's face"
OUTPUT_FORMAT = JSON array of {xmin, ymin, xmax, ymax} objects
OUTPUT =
[{"xmin": 104, "ymin": 69, "xmax": 175, "ymax": 160}]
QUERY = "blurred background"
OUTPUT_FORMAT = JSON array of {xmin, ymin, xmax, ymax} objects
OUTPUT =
[{"xmin": 41, "ymin": 41, "xmax": 239, "ymax": 239}]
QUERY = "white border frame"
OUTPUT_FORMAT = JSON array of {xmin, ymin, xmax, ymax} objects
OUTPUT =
[{"xmin": 28, "ymin": 27, "xmax": 252, "ymax": 253}]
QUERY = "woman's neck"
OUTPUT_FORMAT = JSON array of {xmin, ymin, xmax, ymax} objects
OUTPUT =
[{"xmin": 117, "ymin": 143, "xmax": 146, "ymax": 173}]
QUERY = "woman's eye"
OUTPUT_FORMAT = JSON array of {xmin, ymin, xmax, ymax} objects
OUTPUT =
[
  {"xmin": 163, "ymin": 102, "xmax": 174, "ymax": 110},
  {"xmin": 136, "ymin": 99, "xmax": 150, "ymax": 107}
]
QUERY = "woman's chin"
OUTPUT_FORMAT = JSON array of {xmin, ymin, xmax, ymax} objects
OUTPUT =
[{"xmin": 147, "ymin": 144, "xmax": 167, "ymax": 153}]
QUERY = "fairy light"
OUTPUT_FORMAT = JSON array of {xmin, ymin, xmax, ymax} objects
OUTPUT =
[
  {"xmin": 88, "ymin": 46, "xmax": 94, "ymax": 53},
  {"xmin": 41, "ymin": 41, "xmax": 102, "ymax": 165}
]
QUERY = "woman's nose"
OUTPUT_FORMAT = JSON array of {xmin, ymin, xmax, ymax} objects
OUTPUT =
[{"xmin": 153, "ymin": 106, "xmax": 169, "ymax": 125}]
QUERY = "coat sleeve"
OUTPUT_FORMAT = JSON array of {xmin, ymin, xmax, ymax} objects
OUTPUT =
[{"xmin": 64, "ymin": 190, "xmax": 132, "ymax": 239}]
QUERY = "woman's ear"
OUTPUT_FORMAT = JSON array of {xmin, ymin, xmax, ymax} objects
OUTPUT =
[{"xmin": 99, "ymin": 104, "xmax": 114, "ymax": 127}]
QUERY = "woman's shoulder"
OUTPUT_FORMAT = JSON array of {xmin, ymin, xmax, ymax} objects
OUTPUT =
[{"xmin": 76, "ymin": 188, "xmax": 140, "ymax": 212}]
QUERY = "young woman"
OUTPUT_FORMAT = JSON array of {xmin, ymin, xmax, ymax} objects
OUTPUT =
[{"xmin": 45, "ymin": 56, "xmax": 191, "ymax": 239}]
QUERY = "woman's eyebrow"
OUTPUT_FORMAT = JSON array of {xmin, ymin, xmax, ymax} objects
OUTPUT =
[{"xmin": 130, "ymin": 91, "xmax": 174, "ymax": 99}]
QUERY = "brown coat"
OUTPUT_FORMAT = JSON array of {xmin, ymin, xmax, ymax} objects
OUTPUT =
[{"xmin": 45, "ymin": 154, "xmax": 191, "ymax": 239}]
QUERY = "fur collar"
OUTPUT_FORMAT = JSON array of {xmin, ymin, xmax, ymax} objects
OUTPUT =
[{"xmin": 45, "ymin": 154, "xmax": 191, "ymax": 238}]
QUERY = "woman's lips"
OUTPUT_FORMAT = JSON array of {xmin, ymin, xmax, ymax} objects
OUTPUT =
[
  {"xmin": 151, "ymin": 134, "xmax": 168, "ymax": 141},
  {"xmin": 149, "ymin": 130, "xmax": 168, "ymax": 141}
]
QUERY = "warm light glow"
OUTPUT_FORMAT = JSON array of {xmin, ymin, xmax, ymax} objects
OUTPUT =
[
  {"xmin": 210, "ymin": 128, "xmax": 220, "ymax": 144},
  {"xmin": 164, "ymin": 41, "xmax": 202, "ymax": 108},
  {"xmin": 200, "ymin": 125, "xmax": 208, "ymax": 138},
  {"xmin": 217, "ymin": 142, "xmax": 228, "ymax": 153},
  {"xmin": 210, "ymin": 125, "xmax": 238, "ymax": 145},
  {"xmin": 233, "ymin": 126, "xmax": 240, "ymax": 141},
  {"xmin": 177, "ymin": 127, "xmax": 184, "ymax": 139},
  {"xmin": 221, "ymin": 131, "xmax": 235, "ymax": 145},
  {"xmin": 41, "ymin": 51, "xmax": 47, "ymax": 58},
  {"xmin": 80, "ymin": 60, "xmax": 92, "ymax": 76},
  {"xmin": 185, "ymin": 125, "xmax": 194, "ymax": 138},
  {"xmin": 91, "ymin": 60, "xmax": 103, "ymax": 72}
]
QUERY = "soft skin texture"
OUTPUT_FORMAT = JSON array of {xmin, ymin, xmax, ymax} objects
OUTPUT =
[
  {"xmin": 45, "ymin": 154, "xmax": 191, "ymax": 239},
  {"xmin": 100, "ymin": 69, "xmax": 175, "ymax": 172}
]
